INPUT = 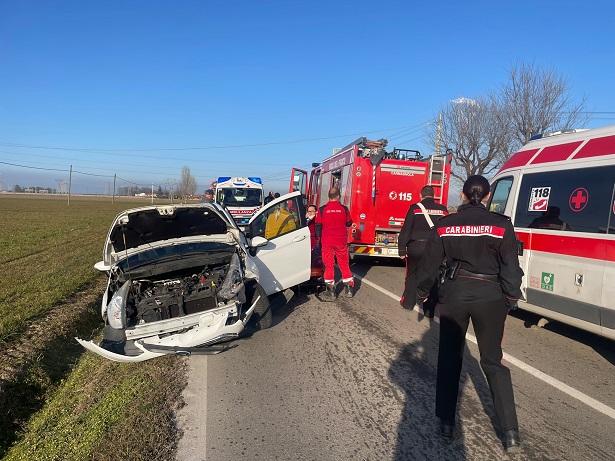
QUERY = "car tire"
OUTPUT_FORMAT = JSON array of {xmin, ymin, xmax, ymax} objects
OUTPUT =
[{"xmin": 247, "ymin": 282, "xmax": 272, "ymax": 330}]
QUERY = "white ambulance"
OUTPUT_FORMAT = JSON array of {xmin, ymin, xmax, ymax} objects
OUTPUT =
[
  {"xmin": 487, "ymin": 124, "xmax": 615, "ymax": 340},
  {"xmin": 215, "ymin": 177, "xmax": 264, "ymax": 229}
]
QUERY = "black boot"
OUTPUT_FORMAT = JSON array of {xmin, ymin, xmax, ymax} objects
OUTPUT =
[
  {"xmin": 344, "ymin": 283, "xmax": 354, "ymax": 298},
  {"xmin": 439, "ymin": 418, "xmax": 455, "ymax": 441},
  {"xmin": 503, "ymin": 429, "xmax": 521, "ymax": 453},
  {"xmin": 324, "ymin": 283, "xmax": 336, "ymax": 301}
]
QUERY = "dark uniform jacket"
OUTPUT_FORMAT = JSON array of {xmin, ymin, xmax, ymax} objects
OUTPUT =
[
  {"xmin": 398, "ymin": 198, "xmax": 449, "ymax": 257},
  {"xmin": 416, "ymin": 203, "xmax": 523, "ymax": 304}
]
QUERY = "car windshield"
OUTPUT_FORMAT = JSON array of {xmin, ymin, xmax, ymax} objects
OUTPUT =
[{"xmin": 217, "ymin": 188, "xmax": 263, "ymax": 208}]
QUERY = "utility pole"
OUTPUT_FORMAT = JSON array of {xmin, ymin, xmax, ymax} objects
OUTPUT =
[
  {"xmin": 436, "ymin": 113, "xmax": 442, "ymax": 156},
  {"xmin": 68, "ymin": 165, "xmax": 72, "ymax": 206}
]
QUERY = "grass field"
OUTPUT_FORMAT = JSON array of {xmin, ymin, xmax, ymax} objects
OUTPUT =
[
  {"xmin": 0, "ymin": 194, "xmax": 187, "ymax": 460},
  {"xmin": 0, "ymin": 193, "xmax": 188, "ymax": 339}
]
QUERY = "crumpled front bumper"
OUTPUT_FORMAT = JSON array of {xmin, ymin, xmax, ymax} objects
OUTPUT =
[{"xmin": 76, "ymin": 296, "xmax": 259, "ymax": 362}]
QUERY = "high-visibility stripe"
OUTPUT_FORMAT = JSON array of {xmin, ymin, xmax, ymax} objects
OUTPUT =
[
  {"xmin": 517, "ymin": 230, "xmax": 615, "ymax": 262},
  {"xmin": 499, "ymin": 148, "xmax": 540, "ymax": 172},
  {"xmin": 413, "ymin": 209, "xmax": 448, "ymax": 215},
  {"xmin": 529, "ymin": 141, "xmax": 583, "ymax": 165},
  {"xmin": 574, "ymin": 134, "xmax": 615, "ymax": 159},
  {"xmin": 352, "ymin": 246, "xmax": 375, "ymax": 254},
  {"xmin": 437, "ymin": 225, "xmax": 506, "ymax": 238}
]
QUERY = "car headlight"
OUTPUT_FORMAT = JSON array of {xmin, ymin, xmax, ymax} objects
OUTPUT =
[
  {"xmin": 106, "ymin": 280, "xmax": 130, "ymax": 329},
  {"xmin": 218, "ymin": 253, "xmax": 246, "ymax": 303}
]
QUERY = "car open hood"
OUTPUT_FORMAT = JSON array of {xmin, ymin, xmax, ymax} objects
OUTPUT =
[{"xmin": 100, "ymin": 203, "xmax": 241, "ymax": 268}]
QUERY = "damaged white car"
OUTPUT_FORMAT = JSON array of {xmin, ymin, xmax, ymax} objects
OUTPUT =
[{"xmin": 77, "ymin": 191, "xmax": 311, "ymax": 362}]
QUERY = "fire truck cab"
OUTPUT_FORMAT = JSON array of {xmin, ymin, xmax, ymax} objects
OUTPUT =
[
  {"xmin": 290, "ymin": 137, "xmax": 451, "ymax": 258},
  {"xmin": 487, "ymin": 124, "xmax": 615, "ymax": 340}
]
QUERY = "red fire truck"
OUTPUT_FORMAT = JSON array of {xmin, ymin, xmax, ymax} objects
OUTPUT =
[{"xmin": 290, "ymin": 137, "xmax": 451, "ymax": 258}]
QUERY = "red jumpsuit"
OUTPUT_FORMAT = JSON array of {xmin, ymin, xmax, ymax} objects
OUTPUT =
[{"xmin": 314, "ymin": 201, "xmax": 353, "ymax": 285}]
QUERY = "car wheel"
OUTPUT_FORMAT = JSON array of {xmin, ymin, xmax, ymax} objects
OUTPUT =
[{"xmin": 248, "ymin": 282, "xmax": 272, "ymax": 330}]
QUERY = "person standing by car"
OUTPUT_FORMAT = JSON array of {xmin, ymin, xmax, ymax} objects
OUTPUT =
[
  {"xmin": 264, "ymin": 201, "xmax": 296, "ymax": 239},
  {"xmin": 416, "ymin": 175, "xmax": 523, "ymax": 453},
  {"xmin": 397, "ymin": 185, "xmax": 448, "ymax": 313},
  {"xmin": 315, "ymin": 187, "xmax": 354, "ymax": 300},
  {"xmin": 306, "ymin": 204, "xmax": 318, "ymax": 249},
  {"xmin": 200, "ymin": 189, "xmax": 214, "ymax": 203}
]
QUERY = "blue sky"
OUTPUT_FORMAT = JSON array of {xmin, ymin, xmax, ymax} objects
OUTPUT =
[{"xmin": 1, "ymin": 0, "xmax": 614, "ymax": 195}]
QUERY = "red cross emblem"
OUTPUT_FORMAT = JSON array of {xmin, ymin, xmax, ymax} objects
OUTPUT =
[{"xmin": 569, "ymin": 188, "xmax": 589, "ymax": 212}]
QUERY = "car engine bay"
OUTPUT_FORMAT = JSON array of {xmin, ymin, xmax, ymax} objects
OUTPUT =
[{"xmin": 128, "ymin": 264, "xmax": 227, "ymax": 324}]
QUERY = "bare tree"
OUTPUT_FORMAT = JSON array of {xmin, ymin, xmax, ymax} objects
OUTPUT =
[
  {"xmin": 177, "ymin": 166, "xmax": 197, "ymax": 201},
  {"xmin": 426, "ymin": 95, "xmax": 514, "ymax": 186},
  {"xmin": 164, "ymin": 178, "xmax": 178, "ymax": 203},
  {"xmin": 498, "ymin": 61, "xmax": 589, "ymax": 146}
]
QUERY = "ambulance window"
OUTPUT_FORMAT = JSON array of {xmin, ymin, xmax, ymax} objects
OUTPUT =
[
  {"xmin": 488, "ymin": 177, "xmax": 513, "ymax": 214},
  {"xmin": 514, "ymin": 166, "xmax": 614, "ymax": 233}
]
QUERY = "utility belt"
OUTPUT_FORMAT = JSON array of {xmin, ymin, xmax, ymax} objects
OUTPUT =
[
  {"xmin": 439, "ymin": 260, "xmax": 499, "ymax": 284},
  {"xmin": 458, "ymin": 268, "xmax": 499, "ymax": 283}
]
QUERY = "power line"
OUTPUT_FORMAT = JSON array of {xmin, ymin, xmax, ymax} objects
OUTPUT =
[
  {"xmin": 0, "ymin": 123, "xmax": 429, "ymax": 153},
  {"xmin": 0, "ymin": 160, "xmax": 170, "ymax": 189},
  {"xmin": 0, "ymin": 149, "xmax": 305, "ymax": 168},
  {"xmin": 0, "ymin": 160, "xmax": 67, "ymax": 172}
]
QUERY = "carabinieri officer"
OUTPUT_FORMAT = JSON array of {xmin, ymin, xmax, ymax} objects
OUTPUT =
[{"xmin": 416, "ymin": 175, "xmax": 524, "ymax": 454}]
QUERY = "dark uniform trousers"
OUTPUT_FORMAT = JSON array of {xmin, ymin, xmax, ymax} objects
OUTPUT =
[
  {"xmin": 401, "ymin": 240, "xmax": 427, "ymax": 308},
  {"xmin": 402, "ymin": 241, "xmax": 438, "ymax": 312},
  {"xmin": 436, "ymin": 298, "xmax": 518, "ymax": 432}
]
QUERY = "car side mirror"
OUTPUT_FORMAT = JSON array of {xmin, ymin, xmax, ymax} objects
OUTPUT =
[
  {"xmin": 250, "ymin": 236, "xmax": 269, "ymax": 248},
  {"xmin": 94, "ymin": 260, "xmax": 111, "ymax": 272}
]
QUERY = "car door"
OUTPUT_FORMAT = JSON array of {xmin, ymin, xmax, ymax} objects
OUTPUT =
[{"xmin": 247, "ymin": 191, "xmax": 311, "ymax": 295}]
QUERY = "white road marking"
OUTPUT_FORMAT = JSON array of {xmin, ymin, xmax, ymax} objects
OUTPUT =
[{"xmin": 355, "ymin": 273, "xmax": 615, "ymax": 421}]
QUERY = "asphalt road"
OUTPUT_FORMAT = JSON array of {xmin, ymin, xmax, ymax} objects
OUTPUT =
[{"xmin": 176, "ymin": 257, "xmax": 615, "ymax": 461}]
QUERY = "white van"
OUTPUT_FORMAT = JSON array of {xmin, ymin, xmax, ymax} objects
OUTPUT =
[{"xmin": 487, "ymin": 125, "xmax": 615, "ymax": 340}]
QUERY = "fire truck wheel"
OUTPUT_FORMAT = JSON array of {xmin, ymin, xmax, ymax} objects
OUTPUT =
[{"xmin": 247, "ymin": 282, "xmax": 272, "ymax": 330}]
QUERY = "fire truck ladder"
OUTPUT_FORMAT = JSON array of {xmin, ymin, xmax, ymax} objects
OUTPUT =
[{"xmin": 428, "ymin": 155, "xmax": 447, "ymax": 202}]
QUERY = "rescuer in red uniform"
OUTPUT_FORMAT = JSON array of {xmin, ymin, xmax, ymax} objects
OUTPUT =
[
  {"xmin": 416, "ymin": 175, "xmax": 523, "ymax": 453},
  {"xmin": 306, "ymin": 204, "xmax": 318, "ymax": 249},
  {"xmin": 315, "ymin": 187, "xmax": 354, "ymax": 300},
  {"xmin": 398, "ymin": 185, "xmax": 448, "ymax": 313}
]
